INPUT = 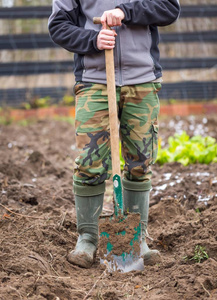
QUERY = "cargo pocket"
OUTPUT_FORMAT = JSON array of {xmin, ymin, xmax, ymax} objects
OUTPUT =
[
  {"xmin": 74, "ymin": 82, "xmax": 93, "ymax": 95},
  {"xmin": 152, "ymin": 122, "xmax": 159, "ymax": 164},
  {"xmin": 153, "ymin": 82, "xmax": 162, "ymax": 93}
]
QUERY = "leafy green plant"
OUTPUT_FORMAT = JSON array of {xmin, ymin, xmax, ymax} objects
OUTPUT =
[
  {"xmin": 157, "ymin": 131, "xmax": 217, "ymax": 166},
  {"xmin": 33, "ymin": 96, "xmax": 51, "ymax": 108},
  {"xmin": 61, "ymin": 95, "xmax": 75, "ymax": 106},
  {"xmin": 21, "ymin": 97, "xmax": 52, "ymax": 109},
  {"xmin": 0, "ymin": 107, "xmax": 14, "ymax": 125},
  {"xmin": 21, "ymin": 102, "xmax": 31, "ymax": 110},
  {"xmin": 169, "ymin": 98, "xmax": 177, "ymax": 104},
  {"xmin": 185, "ymin": 245, "xmax": 209, "ymax": 263}
]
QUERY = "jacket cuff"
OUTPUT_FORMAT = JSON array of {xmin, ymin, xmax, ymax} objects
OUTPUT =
[
  {"xmin": 115, "ymin": 5, "xmax": 130, "ymax": 23},
  {"xmin": 92, "ymin": 32, "xmax": 103, "ymax": 53}
]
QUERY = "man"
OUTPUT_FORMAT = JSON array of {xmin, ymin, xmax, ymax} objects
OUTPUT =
[{"xmin": 48, "ymin": 0, "xmax": 180, "ymax": 268}]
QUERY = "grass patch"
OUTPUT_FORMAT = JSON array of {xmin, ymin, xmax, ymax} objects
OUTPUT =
[{"xmin": 184, "ymin": 245, "xmax": 209, "ymax": 263}]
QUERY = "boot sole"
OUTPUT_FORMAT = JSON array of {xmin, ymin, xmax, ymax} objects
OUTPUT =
[{"xmin": 67, "ymin": 250, "xmax": 96, "ymax": 269}]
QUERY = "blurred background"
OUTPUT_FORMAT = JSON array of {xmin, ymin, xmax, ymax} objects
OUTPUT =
[{"xmin": 0, "ymin": 0, "xmax": 217, "ymax": 108}]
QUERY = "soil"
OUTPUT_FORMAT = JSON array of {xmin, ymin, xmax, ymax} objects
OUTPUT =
[
  {"xmin": 0, "ymin": 115, "xmax": 217, "ymax": 300},
  {"xmin": 99, "ymin": 213, "xmax": 141, "ymax": 267}
]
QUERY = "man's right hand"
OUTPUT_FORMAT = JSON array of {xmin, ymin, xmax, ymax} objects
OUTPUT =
[{"xmin": 97, "ymin": 29, "xmax": 117, "ymax": 50}]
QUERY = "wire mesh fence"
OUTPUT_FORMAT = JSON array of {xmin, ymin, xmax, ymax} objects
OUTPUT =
[{"xmin": 0, "ymin": 0, "xmax": 217, "ymax": 107}]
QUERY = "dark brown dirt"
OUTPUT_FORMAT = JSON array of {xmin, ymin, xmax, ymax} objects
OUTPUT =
[
  {"xmin": 0, "ymin": 116, "xmax": 217, "ymax": 300},
  {"xmin": 99, "ymin": 213, "xmax": 141, "ymax": 257}
]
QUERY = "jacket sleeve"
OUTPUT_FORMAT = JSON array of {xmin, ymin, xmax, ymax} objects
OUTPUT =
[
  {"xmin": 116, "ymin": 0, "xmax": 180, "ymax": 27},
  {"xmin": 48, "ymin": 0, "xmax": 100, "ymax": 55}
]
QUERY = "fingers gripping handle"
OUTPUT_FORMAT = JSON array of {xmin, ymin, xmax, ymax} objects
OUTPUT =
[{"xmin": 93, "ymin": 17, "xmax": 111, "ymax": 30}]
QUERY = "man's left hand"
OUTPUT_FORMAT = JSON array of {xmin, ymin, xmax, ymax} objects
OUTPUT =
[{"xmin": 101, "ymin": 8, "xmax": 125, "ymax": 27}]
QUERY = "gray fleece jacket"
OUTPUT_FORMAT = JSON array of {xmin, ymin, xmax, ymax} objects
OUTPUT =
[{"xmin": 48, "ymin": 0, "xmax": 180, "ymax": 86}]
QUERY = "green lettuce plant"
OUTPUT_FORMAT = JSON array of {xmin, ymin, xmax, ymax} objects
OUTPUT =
[{"xmin": 157, "ymin": 131, "xmax": 217, "ymax": 166}]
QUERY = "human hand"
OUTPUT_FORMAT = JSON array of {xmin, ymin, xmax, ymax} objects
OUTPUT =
[
  {"xmin": 101, "ymin": 8, "xmax": 125, "ymax": 27},
  {"xmin": 97, "ymin": 29, "xmax": 117, "ymax": 50}
]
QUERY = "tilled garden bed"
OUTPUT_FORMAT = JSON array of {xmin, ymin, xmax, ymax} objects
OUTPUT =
[{"xmin": 0, "ymin": 116, "xmax": 216, "ymax": 300}]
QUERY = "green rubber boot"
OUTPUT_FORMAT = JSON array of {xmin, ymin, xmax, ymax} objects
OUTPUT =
[
  {"xmin": 67, "ymin": 194, "xmax": 103, "ymax": 268},
  {"xmin": 123, "ymin": 189, "xmax": 161, "ymax": 266}
]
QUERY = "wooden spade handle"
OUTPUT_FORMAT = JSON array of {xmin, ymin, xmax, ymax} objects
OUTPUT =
[
  {"xmin": 93, "ymin": 17, "xmax": 102, "ymax": 25},
  {"xmin": 93, "ymin": 17, "xmax": 121, "ymax": 177}
]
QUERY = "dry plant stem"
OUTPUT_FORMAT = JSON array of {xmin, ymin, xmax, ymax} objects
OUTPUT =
[
  {"xmin": 131, "ymin": 287, "xmax": 135, "ymax": 298},
  {"xmin": 9, "ymin": 286, "xmax": 22, "ymax": 300},
  {"xmin": 0, "ymin": 203, "xmax": 45, "ymax": 220},
  {"xmin": 143, "ymin": 279, "xmax": 167, "ymax": 293},
  {"xmin": 200, "ymin": 282, "xmax": 211, "ymax": 297},
  {"xmin": 58, "ymin": 211, "xmax": 67, "ymax": 229},
  {"xmin": 50, "ymin": 264, "xmax": 60, "ymax": 277},
  {"xmin": 149, "ymin": 279, "xmax": 167, "ymax": 292},
  {"xmin": 18, "ymin": 225, "xmax": 35, "ymax": 236},
  {"xmin": 83, "ymin": 270, "xmax": 107, "ymax": 300},
  {"xmin": 28, "ymin": 254, "xmax": 52, "ymax": 275},
  {"xmin": 146, "ymin": 229, "xmax": 154, "ymax": 241},
  {"xmin": 32, "ymin": 274, "xmax": 71, "ymax": 280}
]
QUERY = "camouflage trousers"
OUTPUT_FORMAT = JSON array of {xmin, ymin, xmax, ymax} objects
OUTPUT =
[{"xmin": 73, "ymin": 82, "xmax": 161, "ymax": 196}]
